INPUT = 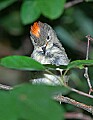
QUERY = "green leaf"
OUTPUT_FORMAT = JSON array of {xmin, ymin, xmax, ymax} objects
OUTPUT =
[
  {"xmin": 45, "ymin": 60, "xmax": 93, "ymax": 71},
  {"xmin": 21, "ymin": 1, "xmax": 40, "ymax": 24},
  {"xmin": 0, "ymin": 84, "xmax": 65, "ymax": 120},
  {"xmin": 0, "ymin": 0, "xmax": 17, "ymax": 11},
  {"xmin": 38, "ymin": 0, "xmax": 66, "ymax": 19},
  {"xmin": 67, "ymin": 60, "xmax": 93, "ymax": 70},
  {"xmin": 0, "ymin": 55, "xmax": 45, "ymax": 71},
  {"xmin": 0, "ymin": 91, "xmax": 18, "ymax": 120},
  {"xmin": 1, "ymin": 56, "xmax": 93, "ymax": 72}
]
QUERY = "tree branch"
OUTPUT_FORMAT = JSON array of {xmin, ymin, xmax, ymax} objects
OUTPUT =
[
  {"xmin": 68, "ymin": 86, "xmax": 93, "ymax": 99},
  {"xmin": 65, "ymin": 112, "xmax": 92, "ymax": 120},
  {"xmin": 54, "ymin": 94, "xmax": 93, "ymax": 115}
]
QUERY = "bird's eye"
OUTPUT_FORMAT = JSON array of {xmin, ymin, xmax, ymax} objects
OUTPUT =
[
  {"xmin": 34, "ymin": 38, "xmax": 37, "ymax": 43},
  {"xmin": 46, "ymin": 33, "xmax": 51, "ymax": 41},
  {"xmin": 47, "ymin": 35, "xmax": 50, "ymax": 40},
  {"xmin": 33, "ymin": 37, "xmax": 39, "ymax": 44}
]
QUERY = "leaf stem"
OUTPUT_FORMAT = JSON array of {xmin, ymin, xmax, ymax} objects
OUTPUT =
[
  {"xmin": 45, "ymin": 69, "xmax": 63, "ymax": 85},
  {"xmin": 46, "ymin": 69, "xmax": 93, "ymax": 99}
]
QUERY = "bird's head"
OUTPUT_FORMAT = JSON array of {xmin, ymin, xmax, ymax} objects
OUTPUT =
[{"xmin": 30, "ymin": 21, "xmax": 56, "ymax": 54}]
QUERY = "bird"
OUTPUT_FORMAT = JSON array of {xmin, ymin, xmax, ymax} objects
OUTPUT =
[{"xmin": 30, "ymin": 21, "xmax": 69, "ymax": 85}]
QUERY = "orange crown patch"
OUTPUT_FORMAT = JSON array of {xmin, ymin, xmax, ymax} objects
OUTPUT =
[{"xmin": 30, "ymin": 22, "xmax": 40, "ymax": 38}]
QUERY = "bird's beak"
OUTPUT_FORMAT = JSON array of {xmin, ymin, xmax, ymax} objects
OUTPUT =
[
  {"xmin": 42, "ymin": 42, "xmax": 48, "ymax": 54},
  {"xmin": 42, "ymin": 46, "xmax": 46, "ymax": 54}
]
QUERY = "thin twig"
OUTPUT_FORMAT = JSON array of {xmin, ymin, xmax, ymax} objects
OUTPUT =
[
  {"xmin": 65, "ymin": 0, "xmax": 84, "ymax": 9},
  {"xmin": 86, "ymin": 35, "xmax": 93, "ymax": 41},
  {"xmin": 54, "ymin": 94, "xmax": 93, "ymax": 115},
  {"xmin": 84, "ymin": 67, "xmax": 93, "ymax": 94},
  {"xmin": 0, "ymin": 84, "xmax": 13, "ymax": 90},
  {"xmin": 84, "ymin": 35, "xmax": 93, "ymax": 94},
  {"xmin": 46, "ymin": 69, "xmax": 93, "ymax": 99},
  {"xmin": 67, "ymin": 85, "xmax": 93, "ymax": 99},
  {"xmin": 45, "ymin": 69, "xmax": 63, "ymax": 85},
  {"xmin": 64, "ymin": 78, "xmax": 93, "ymax": 99},
  {"xmin": 65, "ymin": 112, "xmax": 93, "ymax": 120}
]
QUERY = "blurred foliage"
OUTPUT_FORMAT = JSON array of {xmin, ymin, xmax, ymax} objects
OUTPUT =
[
  {"xmin": 0, "ymin": 0, "xmax": 17, "ymax": 11},
  {"xmin": 0, "ymin": 0, "xmax": 93, "ymax": 120},
  {"xmin": 20, "ymin": 0, "xmax": 66, "ymax": 24},
  {"xmin": 0, "ymin": 84, "xmax": 66, "ymax": 120},
  {"xmin": 0, "ymin": 11, "xmax": 23, "ymax": 35}
]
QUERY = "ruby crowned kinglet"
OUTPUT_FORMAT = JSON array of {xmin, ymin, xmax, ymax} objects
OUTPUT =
[{"xmin": 30, "ymin": 21, "xmax": 69, "ymax": 85}]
